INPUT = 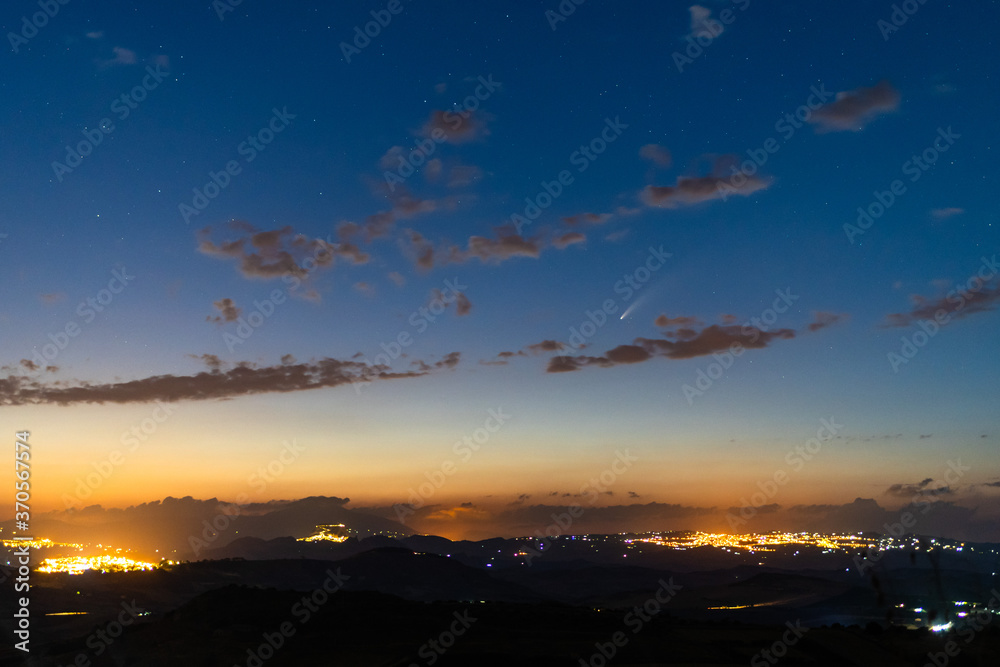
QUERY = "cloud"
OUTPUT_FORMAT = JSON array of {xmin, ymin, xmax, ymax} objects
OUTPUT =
[
  {"xmin": 562, "ymin": 212, "xmax": 612, "ymax": 226},
  {"xmin": 19, "ymin": 360, "xmax": 40, "ymax": 373},
  {"xmin": 404, "ymin": 230, "xmax": 437, "ymax": 271},
  {"xmin": 605, "ymin": 344, "xmax": 652, "ymax": 364},
  {"xmin": 639, "ymin": 143, "xmax": 672, "ymax": 167},
  {"xmin": 688, "ymin": 5, "xmax": 722, "ymax": 39},
  {"xmin": 561, "ymin": 206, "xmax": 638, "ymax": 228},
  {"xmin": 545, "ymin": 355, "xmax": 612, "ymax": 373},
  {"xmin": 808, "ymin": 80, "xmax": 900, "ymax": 132},
  {"xmin": 0, "ymin": 353, "xmax": 461, "ymax": 406},
  {"xmin": 448, "ymin": 164, "xmax": 483, "ymax": 188},
  {"xmin": 485, "ymin": 339, "xmax": 569, "ymax": 366},
  {"xmin": 545, "ymin": 322, "xmax": 796, "ymax": 373},
  {"xmin": 207, "ymin": 298, "xmax": 241, "ymax": 324},
  {"xmin": 443, "ymin": 229, "xmax": 543, "ymax": 265},
  {"xmin": 40, "ymin": 292, "xmax": 67, "ymax": 304},
  {"xmin": 340, "ymin": 195, "xmax": 445, "ymax": 242},
  {"xmin": 806, "ymin": 311, "xmax": 848, "ymax": 332},
  {"xmin": 420, "ymin": 110, "xmax": 490, "ymax": 144},
  {"xmin": 491, "ymin": 501, "xmax": 715, "ymax": 536},
  {"xmin": 455, "ymin": 292, "xmax": 472, "ymax": 316},
  {"xmin": 378, "ymin": 146, "xmax": 406, "ymax": 170},
  {"xmin": 353, "ymin": 282, "xmax": 376, "ymax": 297},
  {"xmin": 553, "ymin": 232, "xmax": 586, "ymax": 249},
  {"xmin": 100, "ymin": 46, "xmax": 137, "ymax": 67},
  {"xmin": 655, "ymin": 314, "xmax": 702, "ymax": 328},
  {"xmin": 388, "ymin": 271, "xmax": 406, "ymax": 287},
  {"xmin": 427, "ymin": 289, "xmax": 471, "ymax": 317},
  {"xmin": 190, "ymin": 353, "xmax": 223, "ymax": 371},
  {"xmin": 526, "ymin": 340, "xmax": 565, "ymax": 354},
  {"xmin": 637, "ymin": 324, "xmax": 795, "ymax": 360},
  {"xmin": 885, "ymin": 478, "xmax": 953, "ymax": 498},
  {"xmin": 882, "ymin": 278, "xmax": 1000, "ymax": 327},
  {"xmin": 408, "ymin": 352, "xmax": 462, "ymax": 373},
  {"xmin": 425, "ymin": 158, "xmax": 443, "ymax": 182},
  {"xmin": 931, "ymin": 207, "xmax": 965, "ymax": 220},
  {"xmin": 641, "ymin": 156, "xmax": 771, "ymax": 207},
  {"xmin": 198, "ymin": 222, "xmax": 368, "ymax": 285}
]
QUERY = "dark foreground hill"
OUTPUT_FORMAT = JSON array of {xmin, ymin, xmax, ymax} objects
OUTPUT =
[{"xmin": 7, "ymin": 585, "xmax": 1000, "ymax": 666}]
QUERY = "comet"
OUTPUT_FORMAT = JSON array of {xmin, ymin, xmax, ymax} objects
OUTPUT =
[{"xmin": 619, "ymin": 295, "xmax": 646, "ymax": 320}]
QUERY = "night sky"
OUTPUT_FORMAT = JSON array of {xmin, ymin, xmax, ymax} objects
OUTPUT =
[{"xmin": 2, "ymin": 0, "xmax": 998, "ymax": 540}]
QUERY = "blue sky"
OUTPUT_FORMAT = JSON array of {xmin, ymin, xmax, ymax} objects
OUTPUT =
[{"xmin": 2, "ymin": 0, "xmax": 998, "ymax": 540}]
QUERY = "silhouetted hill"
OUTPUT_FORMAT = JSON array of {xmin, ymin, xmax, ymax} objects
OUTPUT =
[
  {"xmin": 334, "ymin": 547, "xmax": 543, "ymax": 602},
  {"xmin": 14, "ymin": 585, "xmax": 1000, "ymax": 667}
]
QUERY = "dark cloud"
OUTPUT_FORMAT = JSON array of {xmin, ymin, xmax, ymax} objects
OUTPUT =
[
  {"xmin": 562, "ymin": 212, "xmax": 612, "ymax": 226},
  {"xmin": 409, "ymin": 352, "xmax": 462, "ymax": 374},
  {"xmin": 407, "ymin": 223, "xmax": 592, "ymax": 270},
  {"xmin": 641, "ymin": 156, "xmax": 770, "ymax": 208},
  {"xmin": 207, "ymin": 297, "xmax": 241, "ymax": 324},
  {"xmin": 198, "ymin": 222, "xmax": 368, "ymax": 283},
  {"xmin": 726, "ymin": 503, "xmax": 780, "ymax": 515},
  {"xmin": 190, "ymin": 353, "xmax": 223, "ymax": 371},
  {"xmin": 445, "ymin": 229, "xmax": 543, "ymax": 264},
  {"xmin": 605, "ymin": 344, "xmax": 651, "ymax": 364},
  {"xmin": 493, "ymin": 501, "xmax": 715, "ymax": 536},
  {"xmin": 0, "ymin": 353, "xmax": 460, "ymax": 406},
  {"xmin": 885, "ymin": 478, "xmax": 953, "ymax": 498},
  {"xmin": 405, "ymin": 227, "xmax": 546, "ymax": 270},
  {"xmin": 544, "ymin": 317, "xmax": 798, "ymax": 373},
  {"xmin": 526, "ymin": 340, "xmax": 565, "ymax": 354},
  {"xmin": 882, "ymin": 278, "xmax": 1000, "ymax": 327},
  {"xmin": 807, "ymin": 311, "xmax": 848, "ymax": 332},
  {"xmin": 545, "ymin": 355, "xmax": 613, "ymax": 373},
  {"xmin": 455, "ymin": 292, "xmax": 472, "ymax": 316},
  {"xmin": 636, "ymin": 324, "xmax": 795, "ymax": 360},
  {"xmin": 808, "ymin": 80, "xmax": 900, "ymax": 132},
  {"xmin": 405, "ymin": 230, "xmax": 436, "ymax": 270}
]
